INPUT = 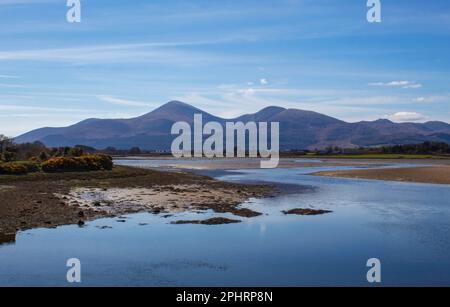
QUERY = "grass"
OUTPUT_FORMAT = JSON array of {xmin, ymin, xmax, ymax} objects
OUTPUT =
[{"xmin": 306, "ymin": 154, "xmax": 449, "ymax": 159}]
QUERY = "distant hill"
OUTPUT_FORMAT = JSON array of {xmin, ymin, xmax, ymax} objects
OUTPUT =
[{"xmin": 15, "ymin": 101, "xmax": 450, "ymax": 150}]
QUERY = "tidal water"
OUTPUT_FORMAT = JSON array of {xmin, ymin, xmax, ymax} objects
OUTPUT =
[{"xmin": 1, "ymin": 160, "xmax": 449, "ymax": 286}]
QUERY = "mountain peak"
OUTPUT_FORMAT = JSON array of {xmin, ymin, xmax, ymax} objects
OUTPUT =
[
  {"xmin": 154, "ymin": 100, "xmax": 202, "ymax": 113},
  {"xmin": 163, "ymin": 100, "xmax": 194, "ymax": 108},
  {"xmin": 135, "ymin": 100, "xmax": 220, "ymax": 123},
  {"xmin": 371, "ymin": 118, "xmax": 394, "ymax": 125},
  {"xmin": 234, "ymin": 106, "xmax": 287, "ymax": 121},
  {"xmin": 137, "ymin": 100, "xmax": 199, "ymax": 118}
]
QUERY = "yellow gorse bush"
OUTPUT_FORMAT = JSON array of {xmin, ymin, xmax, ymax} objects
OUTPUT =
[
  {"xmin": 41, "ymin": 154, "xmax": 113, "ymax": 172},
  {"xmin": 0, "ymin": 161, "xmax": 41, "ymax": 175}
]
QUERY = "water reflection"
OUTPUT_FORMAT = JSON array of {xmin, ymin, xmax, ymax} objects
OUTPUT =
[
  {"xmin": 1, "ymin": 161, "xmax": 450, "ymax": 286},
  {"xmin": 0, "ymin": 232, "xmax": 16, "ymax": 246}
]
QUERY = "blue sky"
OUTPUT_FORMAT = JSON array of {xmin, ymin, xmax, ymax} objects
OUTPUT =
[{"xmin": 1, "ymin": 0, "xmax": 449, "ymax": 136}]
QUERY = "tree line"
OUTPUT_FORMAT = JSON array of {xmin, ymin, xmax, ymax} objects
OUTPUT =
[
  {"xmin": 1, "ymin": 134, "xmax": 449, "ymax": 162},
  {"xmin": 318, "ymin": 142, "xmax": 450, "ymax": 155}
]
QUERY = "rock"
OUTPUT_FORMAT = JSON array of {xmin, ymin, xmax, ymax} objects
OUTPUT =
[
  {"xmin": 78, "ymin": 211, "xmax": 85, "ymax": 218},
  {"xmin": 232, "ymin": 208, "xmax": 262, "ymax": 218},
  {"xmin": 96, "ymin": 225, "xmax": 112, "ymax": 229},
  {"xmin": 77, "ymin": 220, "xmax": 85, "ymax": 226},
  {"xmin": 171, "ymin": 217, "xmax": 241, "ymax": 225},
  {"xmin": 282, "ymin": 208, "xmax": 332, "ymax": 215},
  {"xmin": 150, "ymin": 207, "xmax": 162, "ymax": 214}
]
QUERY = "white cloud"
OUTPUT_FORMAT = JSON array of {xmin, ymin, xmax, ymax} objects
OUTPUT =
[
  {"xmin": 260, "ymin": 78, "xmax": 268, "ymax": 85},
  {"xmin": 96, "ymin": 95, "xmax": 151, "ymax": 107},
  {"xmin": 387, "ymin": 111, "xmax": 428, "ymax": 123},
  {"xmin": 369, "ymin": 81, "xmax": 422, "ymax": 89}
]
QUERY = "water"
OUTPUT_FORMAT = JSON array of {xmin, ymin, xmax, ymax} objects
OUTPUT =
[{"xmin": 1, "ymin": 160, "xmax": 450, "ymax": 286}]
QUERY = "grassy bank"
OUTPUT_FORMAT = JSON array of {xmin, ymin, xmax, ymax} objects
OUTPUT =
[{"xmin": 305, "ymin": 154, "xmax": 449, "ymax": 159}]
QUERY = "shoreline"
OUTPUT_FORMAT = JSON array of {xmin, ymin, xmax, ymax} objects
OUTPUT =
[
  {"xmin": 114, "ymin": 156, "xmax": 450, "ymax": 170},
  {"xmin": 2, "ymin": 158, "xmax": 449, "ymax": 237},
  {"xmin": 0, "ymin": 166, "xmax": 274, "ymax": 235},
  {"xmin": 313, "ymin": 165, "xmax": 450, "ymax": 185}
]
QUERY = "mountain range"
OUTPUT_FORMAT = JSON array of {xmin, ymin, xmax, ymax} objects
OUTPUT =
[{"xmin": 15, "ymin": 101, "xmax": 450, "ymax": 150}]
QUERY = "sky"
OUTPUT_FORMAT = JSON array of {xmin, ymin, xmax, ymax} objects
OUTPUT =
[{"xmin": 0, "ymin": 0, "xmax": 449, "ymax": 136}]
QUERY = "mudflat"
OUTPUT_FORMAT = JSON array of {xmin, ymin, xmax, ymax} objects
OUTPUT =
[
  {"xmin": 116, "ymin": 156, "xmax": 450, "ymax": 170},
  {"xmin": 314, "ymin": 165, "xmax": 450, "ymax": 185},
  {"xmin": 0, "ymin": 166, "xmax": 273, "ymax": 234}
]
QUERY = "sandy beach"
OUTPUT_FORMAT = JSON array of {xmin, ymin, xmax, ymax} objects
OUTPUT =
[{"xmin": 314, "ymin": 165, "xmax": 450, "ymax": 185}]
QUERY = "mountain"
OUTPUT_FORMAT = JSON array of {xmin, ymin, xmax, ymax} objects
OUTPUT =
[{"xmin": 15, "ymin": 101, "xmax": 450, "ymax": 150}]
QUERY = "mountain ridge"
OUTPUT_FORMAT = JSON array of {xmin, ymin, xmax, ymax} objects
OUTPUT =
[{"xmin": 15, "ymin": 101, "xmax": 450, "ymax": 150}]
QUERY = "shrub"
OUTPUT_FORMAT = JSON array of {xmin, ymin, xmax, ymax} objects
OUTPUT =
[
  {"xmin": 41, "ymin": 154, "xmax": 113, "ymax": 173},
  {"xmin": 39, "ymin": 151, "xmax": 49, "ymax": 161},
  {"xmin": 20, "ymin": 161, "xmax": 41, "ymax": 173},
  {"xmin": 0, "ymin": 161, "xmax": 41, "ymax": 175}
]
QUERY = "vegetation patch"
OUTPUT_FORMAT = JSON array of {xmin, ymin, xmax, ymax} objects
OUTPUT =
[
  {"xmin": 0, "ymin": 161, "xmax": 41, "ymax": 175},
  {"xmin": 0, "ymin": 135, "xmax": 114, "ymax": 175},
  {"xmin": 41, "ymin": 154, "xmax": 113, "ymax": 173}
]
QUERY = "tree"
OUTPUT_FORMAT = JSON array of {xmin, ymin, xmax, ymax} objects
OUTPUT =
[
  {"xmin": 0, "ymin": 135, "xmax": 14, "ymax": 161},
  {"xmin": 39, "ymin": 151, "xmax": 49, "ymax": 161},
  {"xmin": 129, "ymin": 147, "xmax": 142, "ymax": 155},
  {"xmin": 68, "ymin": 147, "xmax": 84, "ymax": 157}
]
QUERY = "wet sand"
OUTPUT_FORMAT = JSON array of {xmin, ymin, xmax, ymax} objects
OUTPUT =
[
  {"xmin": 116, "ymin": 156, "xmax": 450, "ymax": 170},
  {"xmin": 0, "ymin": 166, "xmax": 272, "ymax": 234},
  {"xmin": 133, "ymin": 157, "xmax": 450, "ymax": 185},
  {"xmin": 314, "ymin": 165, "xmax": 450, "ymax": 185}
]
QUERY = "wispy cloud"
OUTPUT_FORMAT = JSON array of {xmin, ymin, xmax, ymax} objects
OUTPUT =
[
  {"xmin": 0, "ymin": 74, "xmax": 19, "ymax": 78},
  {"xmin": 0, "ymin": 83, "xmax": 25, "ymax": 88},
  {"xmin": 368, "ymin": 81, "xmax": 423, "ymax": 89},
  {"xmin": 0, "ymin": 0, "xmax": 59, "ymax": 5},
  {"xmin": 96, "ymin": 95, "xmax": 153, "ymax": 107},
  {"xmin": 0, "ymin": 104, "xmax": 95, "ymax": 113},
  {"xmin": 412, "ymin": 95, "xmax": 449, "ymax": 103},
  {"xmin": 0, "ymin": 42, "xmax": 254, "ymax": 65}
]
